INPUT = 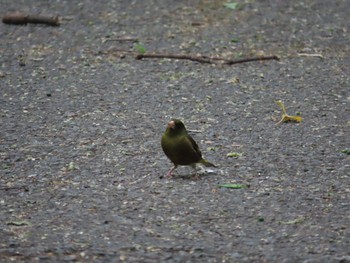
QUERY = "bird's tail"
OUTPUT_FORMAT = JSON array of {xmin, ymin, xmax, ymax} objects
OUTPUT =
[{"xmin": 199, "ymin": 159, "xmax": 216, "ymax": 167}]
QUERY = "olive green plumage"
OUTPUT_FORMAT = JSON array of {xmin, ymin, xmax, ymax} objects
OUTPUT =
[{"xmin": 161, "ymin": 119, "xmax": 215, "ymax": 177}]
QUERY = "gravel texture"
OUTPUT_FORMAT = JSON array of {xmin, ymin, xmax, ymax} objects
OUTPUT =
[{"xmin": 0, "ymin": 0, "xmax": 349, "ymax": 262}]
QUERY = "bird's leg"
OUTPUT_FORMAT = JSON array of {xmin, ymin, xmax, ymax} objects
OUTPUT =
[{"xmin": 167, "ymin": 165, "xmax": 177, "ymax": 177}]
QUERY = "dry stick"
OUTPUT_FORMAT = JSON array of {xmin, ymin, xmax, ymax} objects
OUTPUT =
[
  {"xmin": 0, "ymin": 185, "xmax": 29, "ymax": 192},
  {"xmin": 136, "ymin": 53, "xmax": 279, "ymax": 64},
  {"xmin": 104, "ymin": 38, "xmax": 138, "ymax": 43},
  {"xmin": 136, "ymin": 53, "xmax": 214, "ymax": 64},
  {"xmin": 2, "ymin": 13, "xmax": 60, "ymax": 26},
  {"xmin": 224, "ymin": 55, "xmax": 279, "ymax": 65}
]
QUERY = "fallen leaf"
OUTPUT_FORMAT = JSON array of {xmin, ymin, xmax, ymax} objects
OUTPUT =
[
  {"xmin": 226, "ymin": 152, "xmax": 242, "ymax": 158},
  {"xmin": 280, "ymin": 216, "xmax": 305, "ymax": 225},
  {"xmin": 224, "ymin": 2, "xmax": 238, "ymax": 10},
  {"xmin": 341, "ymin": 148, "xmax": 350, "ymax": 155},
  {"xmin": 68, "ymin": 161, "xmax": 76, "ymax": 170},
  {"xmin": 6, "ymin": 220, "xmax": 30, "ymax": 226},
  {"xmin": 257, "ymin": 216, "xmax": 265, "ymax": 222},
  {"xmin": 134, "ymin": 42, "xmax": 146, "ymax": 54},
  {"xmin": 276, "ymin": 100, "xmax": 303, "ymax": 124}
]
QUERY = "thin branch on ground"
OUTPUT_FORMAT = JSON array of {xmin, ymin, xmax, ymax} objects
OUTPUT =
[
  {"xmin": 0, "ymin": 185, "xmax": 29, "ymax": 192},
  {"xmin": 223, "ymin": 55, "xmax": 279, "ymax": 65},
  {"xmin": 136, "ymin": 53, "xmax": 215, "ymax": 64},
  {"xmin": 103, "ymin": 37, "xmax": 139, "ymax": 43},
  {"xmin": 99, "ymin": 48, "xmax": 279, "ymax": 65},
  {"xmin": 136, "ymin": 53, "xmax": 279, "ymax": 65},
  {"xmin": 3, "ymin": 12, "xmax": 60, "ymax": 26}
]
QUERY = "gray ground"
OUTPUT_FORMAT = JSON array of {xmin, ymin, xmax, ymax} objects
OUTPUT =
[{"xmin": 0, "ymin": 0, "xmax": 349, "ymax": 262}]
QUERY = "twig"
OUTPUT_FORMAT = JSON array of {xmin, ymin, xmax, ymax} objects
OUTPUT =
[
  {"xmin": 103, "ymin": 37, "xmax": 138, "ymax": 43},
  {"xmin": 136, "ymin": 53, "xmax": 215, "ymax": 64},
  {"xmin": 223, "ymin": 55, "xmax": 279, "ymax": 65},
  {"xmin": 136, "ymin": 53, "xmax": 279, "ymax": 65},
  {"xmin": 98, "ymin": 47, "xmax": 279, "ymax": 65},
  {"xmin": 2, "ymin": 12, "xmax": 60, "ymax": 26},
  {"xmin": 0, "ymin": 185, "xmax": 29, "ymax": 192}
]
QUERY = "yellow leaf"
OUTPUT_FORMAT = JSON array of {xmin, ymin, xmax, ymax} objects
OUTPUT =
[
  {"xmin": 276, "ymin": 100, "xmax": 287, "ymax": 115},
  {"xmin": 283, "ymin": 115, "xmax": 303, "ymax": 123},
  {"xmin": 276, "ymin": 100, "xmax": 302, "ymax": 124},
  {"xmin": 226, "ymin": 152, "xmax": 242, "ymax": 158}
]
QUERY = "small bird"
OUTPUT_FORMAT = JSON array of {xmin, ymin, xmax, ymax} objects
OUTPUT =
[{"xmin": 161, "ymin": 119, "xmax": 216, "ymax": 177}]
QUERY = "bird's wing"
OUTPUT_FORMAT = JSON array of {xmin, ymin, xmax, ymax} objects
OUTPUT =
[{"xmin": 186, "ymin": 135, "xmax": 202, "ymax": 158}]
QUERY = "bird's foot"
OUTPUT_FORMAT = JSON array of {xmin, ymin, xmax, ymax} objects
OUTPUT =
[{"xmin": 165, "ymin": 165, "xmax": 177, "ymax": 178}]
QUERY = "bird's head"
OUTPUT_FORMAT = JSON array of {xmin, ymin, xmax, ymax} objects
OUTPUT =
[{"xmin": 166, "ymin": 119, "xmax": 187, "ymax": 134}]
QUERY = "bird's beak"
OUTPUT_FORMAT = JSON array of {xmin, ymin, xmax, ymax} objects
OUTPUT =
[{"xmin": 167, "ymin": 120, "xmax": 175, "ymax": 129}]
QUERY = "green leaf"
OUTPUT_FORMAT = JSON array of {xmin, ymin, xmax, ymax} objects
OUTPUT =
[
  {"xmin": 6, "ymin": 221, "xmax": 30, "ymax": 226},
  {"xmin": 218, "ymin": 183, "xmax": 248, "ymax": 189},
  {"xmin": 257, "ymin": 216, "xmax": 265, "ymax": 222},
  {"xmin": 134, "ymin": 42, "xmax": 146, "ymax": 54},
  {"xmin": 230, "ymin": 37, "xmax": 240, "ymax": 43},
  {"xmin": 68, "ymin": 161, "xmax": 76, "ymax": 170},
  {"xmin": 280, "ymin": 216, "xmax": 305, "ymax": 225},
  {"xmin": 207, "ymin": 147, "xmax": 216, "ymax": 152},
  {"xmin": 224, "ymin": 2, "xmax": 238, "ymax": 10},
  {"xmin": 341, "ymin": 148, "xmax": 350, "ymax": 155},
  {"xmin": 226, "ymin": 152, "xmax": 242, "ymax": 158}
]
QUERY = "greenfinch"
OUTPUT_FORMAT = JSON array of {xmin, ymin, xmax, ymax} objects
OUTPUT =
[{"xmin": 161, "ymin": 119, "xmax": 216, "ymax": 177}]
